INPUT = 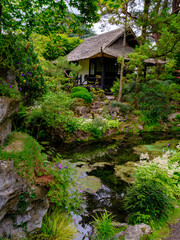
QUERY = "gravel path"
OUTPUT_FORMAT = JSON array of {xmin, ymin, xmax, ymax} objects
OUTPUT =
[{"xmin": 163, "ymin": 220, "xmax": 180, "ymax": 240}]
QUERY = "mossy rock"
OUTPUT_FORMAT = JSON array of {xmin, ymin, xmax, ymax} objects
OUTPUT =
[
  {"xmin": 133, "ymin": 139, "xmax": 179, "ymax": 159},
  {"xmin": 0, "ymin": 132, "xmax": 45, "ymax": 183},
  {"xmin": 77, "ymin": 176, "xmax": 102, "ymax": 194},
  {"xmin": 114, "ymin": 162, "xmax": 137, "ymax": 183}
]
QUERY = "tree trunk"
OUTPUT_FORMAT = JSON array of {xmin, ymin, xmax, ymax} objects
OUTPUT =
[
  {"xmin": 141, "ymin": 0, "xmax": 151, "ymax": 44},
  {"xmin": 172, "ymin": 0, "xmax": 180, "ymax": 13},
  {"xmin": 0, "ymin": 2, "xmax": 2, "ymax": 34},
  {"xmin": 118, "ymin": 3, "xmax": 127, "ymax": 102}
]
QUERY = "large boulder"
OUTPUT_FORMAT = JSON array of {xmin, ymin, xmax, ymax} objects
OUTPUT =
[
  {"xmin": 0, "ymin": 97, "xmax": 20, "ymax": 145},
  {"xmin": 116, "ymin": 223, "xmax": 152, "ymax": 240},
  {"xmin": 0, "ymin": 160, "xmax": 49, "ymax": 239}
]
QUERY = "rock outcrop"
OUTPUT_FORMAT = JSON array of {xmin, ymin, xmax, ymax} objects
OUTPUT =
[
  {"xmin": 0, "ymin": 160, "xmax": 49, "ymax": 239},
  {"xmin": 115, "ymin": 223, "xmax": 152, "ymax": 240},
  {"xmin": 0, "ymin": 97, "xmax": 20, "ymax": 145}
]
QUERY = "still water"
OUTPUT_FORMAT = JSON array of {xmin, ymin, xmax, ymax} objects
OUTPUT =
[{"xmin": 45, "ymin": 131, "xmax": 180, "ymax": 239}]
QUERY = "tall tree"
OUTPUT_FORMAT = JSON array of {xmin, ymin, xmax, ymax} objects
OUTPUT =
[
  {"xmin": 0, "ymin": 0, "xmax": 100, "ymax": 36},
  {"xmin": 118, "ymin": 2, "xmax": 128, "ymax": 102}
]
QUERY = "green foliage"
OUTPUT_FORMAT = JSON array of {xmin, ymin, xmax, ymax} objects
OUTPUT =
[
  {"xmin": 31, "ymin": 210, "xmax": 78, "ymax": 240},
  {"xmin": 124, "ymin": 181, "xmax": 174, "ymax": 227},
  {"xmin": 70, "ymin": 87, "xmax": 93, "ymax": 103},
  {"xmin": 0, "ymin": 34, "xmax": 47, "ymax": 105},
  {"xmin": 135, "ymin": 164, "xmax": 179, "ymax": 200},
  {"xmin": 47, "ymin": 160, "xmax": 85, "ymax": 213},
  {"xmin": 110, "ymin": 79, "xmax": 119, "ymax": 97},
  {"xmin": 0, "ymin": 132, "xmax": 46, "ymax": 183},
  {"xmin": 42, "ymin": 34, "xmax": 83, "ymax": 61},
  {"xmin": 138, "ymin": 84, "xmax": 171, "ymax": 124},
  {"xmin": 124, "ymin": 162, "xmax": 180, "ymax": 228},
  {"xmin": 17, "ymin": 191, "xmax": 30, "ymax": 214},
  {"xmin": 28, "ymin": 91, "xmax": 77, "ymax": 132},
  {"xmin": 70, "ymin": 86, "xmax": 89, "ymax": 93},
  {"xmin": 78, "ymin": 117, "xmax": 108, "ymax": 138},
  {"xmin": 91, "ymin": 87, "xmax": 106, "ymax": 100},
  {"xmin": 110, "ymin": 101, "xmax": 131, "ymax": 115},
  {"xmin": 89, "ymin": 118, "xmax": 108, "ymax": 138},
  {"xmin": 41, "ymin": 57, "xmax": 81, "ymax": 92},
  {"xmin": 0, "ymin": 0, "xmax": 100, "ymax": 36},
  {"xmin": 175, "ymin": 114, "xmax": 180, "ymax": 120},
  {"xmin": 0, "ymin": 34, "xmax": 18, "ymax": 72},
  {"xmin": 163, "ymin": 83, "xmax": 180, "ymax": 102},
  {"xmin": 15, "ymin": 39, "xmax": 47, "ymax": 104},
  {"xmin": 77, "ymin": 117, "xmax": 120, "ymax": 139},
  {"xmin": 0, "ymin": 78, "xmax": 20, "ymax": 99},
  {"xmin": 92, "ymin": 210, "xmax": 117, "ymax": 240}
]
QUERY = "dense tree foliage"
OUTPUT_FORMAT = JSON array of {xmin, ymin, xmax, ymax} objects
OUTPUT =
[{"xmin": 0, "ymin": 0, "xmax": 100, "ymax": 36}]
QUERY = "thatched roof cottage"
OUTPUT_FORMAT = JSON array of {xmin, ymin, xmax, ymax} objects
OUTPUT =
[{"xmin": 67, "ymin": 27, "xmax": 139, "ymax": 90}]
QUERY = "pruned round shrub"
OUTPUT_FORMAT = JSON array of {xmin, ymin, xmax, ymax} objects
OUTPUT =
[
  {"xmin": 70, "ymin": 86, "xmax": 89, "ymax": 93},
  {"xmin": 70, "ymin": 87, "xmax": 92, "ymax": 103}
]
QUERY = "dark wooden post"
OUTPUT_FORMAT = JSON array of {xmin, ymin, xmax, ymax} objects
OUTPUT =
[
  {"xmin": 143, "ymin": 65, "xmax": 147, "ymax": 79},
  {"xmin": 80, "ymin": 75, "xmax": 82, "ymax": 85},
  {"xmin": 101, "ymin": 57, "xmax": 105, "ymax": 89}
]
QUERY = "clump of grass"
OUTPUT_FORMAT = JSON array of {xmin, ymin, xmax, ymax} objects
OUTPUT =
[
  {"xmin": 92, "ymin": 210, "xmax": 117, "ymax": 240},
  {"xmin": 30, "ymin": 209, "xmax": 78, "ymax": 240}
]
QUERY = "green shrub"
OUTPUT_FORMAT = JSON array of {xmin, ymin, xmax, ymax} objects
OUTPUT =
[
  {"xmin": 134, "ymin": 164, "xmax": 179, "ymax": 199},
  {"xmin": 70, "ymin": 90, "xmax": 93, "ymax": 103},
  {"xmin": 89, "ymin": 118, "xmax": 108, "ymax": 138},
  {"xmin": 31, "ymin": 210, "xmax": 78, "ymax": 240},
  {"xmin": 0, "ymin": 34, "xmax": 47, "ymax": 105},
  {"xmin": 124, "ymin": 162, "xmax": 179, "ymax": 228},
  {"xmin": 111, "ymin": 79, "xmax": 136, "ymax": 98},
  {"xmin": 138, "ymin": 86, "xmax": 171, "ymax": 124},
  {"xmin": 110, "ymin": 101, "xmax": 131, "ymax": 115},
  {"xmin": 175, "ymin": 114, "xmax": 180, "ymax": 120},
  {"xmin": 15, "ymin": 40, "xmax": 47, "ymax": 105},
  {"xmin": 28, "ymin": 91, "xmax": 77, "ymax": 132},
  {"xmin": 0, "ymin": 78, "xmax": 20, "ymax": 99},
  {"xmin": 92, "ymin": 210, "xmax": 117, "ymax": 240},
  {"xmin": 78, "ymin": 117, "xmax": 108, "ymax": 138},
  {"xmin": 47, "ymin": 161, "xmax": 84, "ymax": 213},
  {"xmin": 124, "ymin": 181, "xmax": 174, "ymax": 227},
  {"xmin": 42, "ymin": 34, "xmax": 83, "ymax": 61},
  {"xmin": 70, "ymin": 86, "xmax": 88, "ymax": 93}
]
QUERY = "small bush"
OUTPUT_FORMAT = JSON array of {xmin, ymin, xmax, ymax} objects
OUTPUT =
[
  {"xmin": 92, "ymin": 210, "xmax": 117, "ymax": 240},
  {"xmin": 175, "ymin": 114, "xmax": 180, "ymax": 120},
  {"xmin": 124, "ymin": 181, "xmax": 174, "ymax": 227},
  {"xmin": 70, "ymin": 90, "xmax": 93, "ymax": 103},
  {"xmin": 28, "ymin": 91, "xmax": 77, "ymax": 131},
  {"xmin": 110, "ymin": 101, "xmax": 131, "ymax": 115},
  {"xmin": 70, "ymin": 86, "xmax": 88, "ymax": 93},
  {"xmin": 124, "ymin": 162, "xmax": 179, "ymax": 228},
  {"xmin": 138, "ymin": 86, "xmax": 171, "ymax": 124},
  {"xmin": 0, "ymin": 78, "xmax": 20, "ymax": 99}
]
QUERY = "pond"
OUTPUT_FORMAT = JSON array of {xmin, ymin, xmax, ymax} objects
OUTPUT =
[{"xmin": 42, "ymin": 131, "xmax": 180, "ymax": 240}]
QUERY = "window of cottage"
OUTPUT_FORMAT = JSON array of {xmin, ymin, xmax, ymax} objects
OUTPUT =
[{"xmin": 90, "ymin": 62, "xmax": 95, "ymax": 75}]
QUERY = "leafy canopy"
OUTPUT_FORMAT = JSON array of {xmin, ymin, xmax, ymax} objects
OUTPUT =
[{"xmin": 0, "ymin": 0, "xmax": 100, "ymax": 36}]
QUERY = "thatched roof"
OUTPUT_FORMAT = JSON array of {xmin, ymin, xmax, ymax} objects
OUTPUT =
[
  {"xmin": 67, "ymin": 27, "xmax": 139, "ymax": 61},
  {"xmin": 144, "ymin": 58, "xmax": 168, "ymax": 65}
]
